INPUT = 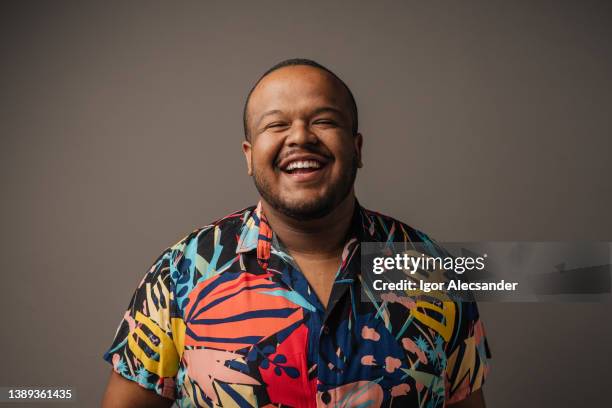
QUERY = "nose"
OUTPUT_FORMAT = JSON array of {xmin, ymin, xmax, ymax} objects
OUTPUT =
[{"xmin": 285, "ymin": 120, "xmax": 318, "ymax": 146}]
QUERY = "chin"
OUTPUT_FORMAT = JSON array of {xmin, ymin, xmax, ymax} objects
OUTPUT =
[
  {"xmin": 283, "ymin": 191, "xmax": 329, "ymax": 207},
  {"xmin": 276, "ymin": 195, "xmax": 336, "ymax": 220}
]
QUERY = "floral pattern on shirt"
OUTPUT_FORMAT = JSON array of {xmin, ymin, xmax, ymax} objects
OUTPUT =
[{"xmin": 103, "ymin": 200, "xmax": 491, "ymax": 407}]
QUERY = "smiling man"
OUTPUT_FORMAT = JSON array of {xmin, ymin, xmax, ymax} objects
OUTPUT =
[{"xmin": 102, "ymin": 58, "xmax": 491, "ymax": 408}]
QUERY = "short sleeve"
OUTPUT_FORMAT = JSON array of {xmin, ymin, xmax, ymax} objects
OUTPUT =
[
  {"xmin": 444, "ymin": 301, "xmax": 492, "ymax": 404},
  {"xmin": 102, "ymin": 245, "xmax": 184, "ymax": 400}
]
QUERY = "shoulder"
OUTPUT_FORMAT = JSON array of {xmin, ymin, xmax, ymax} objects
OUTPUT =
[
  {"xmin": 165, "ymin": 205, "xmax": 255, "ymax": 255},
  {"xmin": 154, "ymin": 205, "xmax": 256, "ymax": 309},
  {"xmin": 360, "ymin": 206, "xmax": 436, "ymax": 245},
  {"xmin": 148, "ymin": 205, "xmax": 255, "ymax": 283},
  {"xmin": 361, "ymin": 205, "xmax": 455, "ymax": 260}
]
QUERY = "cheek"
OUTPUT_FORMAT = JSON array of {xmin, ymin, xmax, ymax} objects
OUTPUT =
[
  {"xmin": 253, "ymin": 152, "xmax": 272, "ymax": 170},
  {"xmin": 322, "ymin": 131, "xmax": 355, "ymax": 156},
  {"xmin": 251, "ymin": 139, "xmax": 280, "ymax": 169},
  {"xmin": 329, "ymin": 140, "xmax": 356, "ymax": 168}
]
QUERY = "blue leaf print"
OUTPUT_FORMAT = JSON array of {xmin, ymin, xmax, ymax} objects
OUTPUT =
[
  {"xmin": 283, "ymin": 366, "xmax": 300, "ymax": 378},
  {"xmin": 273, "ymin": 354, "xmax": 287, "ymax": 364}
]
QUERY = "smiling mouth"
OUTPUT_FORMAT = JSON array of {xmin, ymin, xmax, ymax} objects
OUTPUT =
[
  {"xmin": 283, "ymin": 160, "xmax": 323, "ymax": 174},
  {"xmin": 276, "ymin": 158, "xmax": 329, "ymax": 182}
]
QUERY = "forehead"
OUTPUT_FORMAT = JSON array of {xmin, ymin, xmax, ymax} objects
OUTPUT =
[{"xmin": 248, "ymin": 65, "xmax": 349, "ymax": 119}]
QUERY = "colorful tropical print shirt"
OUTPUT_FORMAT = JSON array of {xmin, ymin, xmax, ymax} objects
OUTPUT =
[{"xmin": 103, "ymin": 200, "xmax": 491, "ymax": 407}]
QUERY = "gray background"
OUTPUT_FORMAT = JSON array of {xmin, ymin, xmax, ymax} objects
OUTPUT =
[{"xmin": 1, "ymin": 1, "xmax": 611, "ymax": 407}]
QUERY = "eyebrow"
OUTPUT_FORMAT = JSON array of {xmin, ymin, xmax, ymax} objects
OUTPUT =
[
  {"xmin": 311, "ymin": 106, "xmax": 346, "ymax": 118},
  {"xmin": 256, "ymin": 109, "xmax": 283, "ymax": 128},
  {"xmin": 255, "ymin": 106, "xmax": 346, "ymax": 128}
]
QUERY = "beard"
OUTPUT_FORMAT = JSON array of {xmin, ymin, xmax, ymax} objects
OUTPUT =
[{"xmin": 252, "ymin": 155, "xmax": 358, "ymax": 221}]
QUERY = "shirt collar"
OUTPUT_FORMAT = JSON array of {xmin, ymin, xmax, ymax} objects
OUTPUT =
[
  {"xmin": 236, "ymin": 199, "xmax": 379, "ymax": 269},
  {"xmin": 236, "ymin": 201, "xmax": 266, "ymax": 255}
]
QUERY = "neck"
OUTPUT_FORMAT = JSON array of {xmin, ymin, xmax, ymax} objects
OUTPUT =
[{"xmin": 261, "ymin": 192, "xmax": 356, "ymax": 258}]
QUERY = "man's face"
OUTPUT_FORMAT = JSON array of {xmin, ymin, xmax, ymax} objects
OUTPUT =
[{"xmin": 242, "ymin": 65, "xmax": 363, "ymax": 220}]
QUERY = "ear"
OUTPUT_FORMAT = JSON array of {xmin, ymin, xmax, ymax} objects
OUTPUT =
[
  {"xmin": 354, "ymin": 132, "xmax": 364, "ymax": 168},
  {"xmin": 242, "ymin": 140, "xmax": 253, "ymax": 175}
]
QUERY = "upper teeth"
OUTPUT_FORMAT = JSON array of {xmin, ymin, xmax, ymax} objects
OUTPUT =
[{"xmin": 286, "ymin": 160, "xmax": 321, "ymax": 171}]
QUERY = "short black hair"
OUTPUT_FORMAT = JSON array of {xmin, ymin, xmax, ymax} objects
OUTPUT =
[{"xmin": 243, "ymin": 58, "xmax": 359, "ymax": 140}]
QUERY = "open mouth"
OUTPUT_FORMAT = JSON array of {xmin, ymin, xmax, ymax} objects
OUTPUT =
[
  {"xmin": 276, "ymin": 155, "xmax": 330, "ymax": 182},
  {"xmin": 283, "ymin": 160, "xmax": 323, "ymax": 174}
]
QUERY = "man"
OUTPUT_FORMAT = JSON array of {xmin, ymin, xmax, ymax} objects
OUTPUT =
[{"xmin": 102, "ymin": 58, "xmax": 491, "ymax": 407}]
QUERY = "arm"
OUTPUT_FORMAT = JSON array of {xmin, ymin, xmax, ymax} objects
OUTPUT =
[
  {"xmin": 448, "ymin": 388, "xmax": 486, "ymax": 408},
  {"xmin": 101, "ymin": 370, "xmax": 174, "ymax": 408},
  {"xmin": 102, "ymin": 244, "xmax": 185, "ymax": 407}
]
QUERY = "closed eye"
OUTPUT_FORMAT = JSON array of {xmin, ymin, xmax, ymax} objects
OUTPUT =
[
  {"xmin": 313, "ymin": 119, "xmax": 337, "ymax": 126},
  {"xmin": 266, "ymin": 122, "xmax": 289, "ymax": 129}
]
